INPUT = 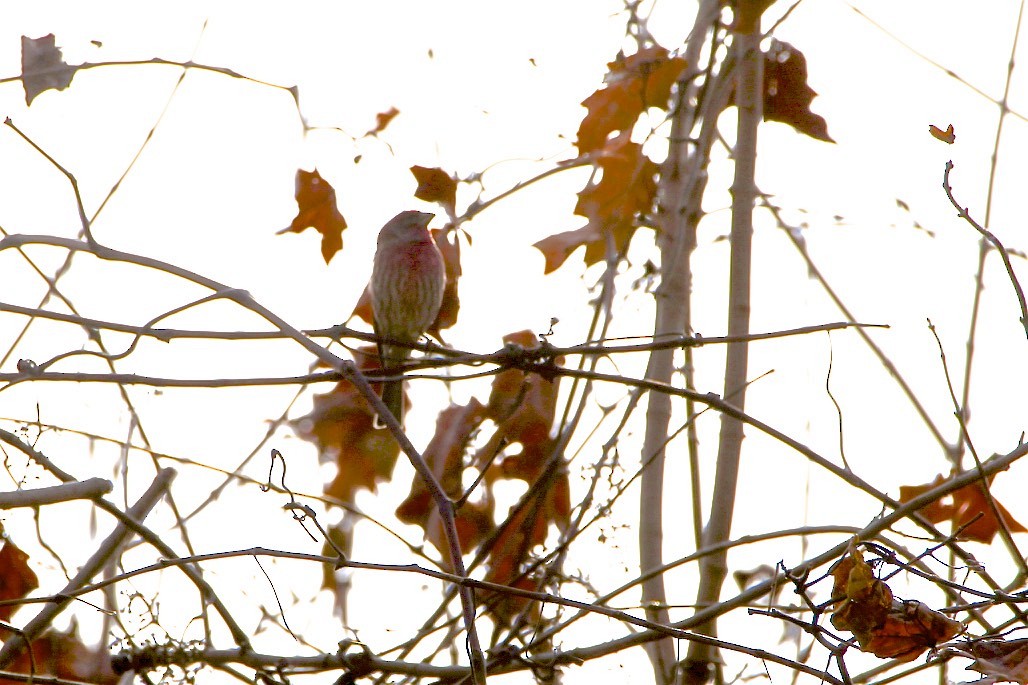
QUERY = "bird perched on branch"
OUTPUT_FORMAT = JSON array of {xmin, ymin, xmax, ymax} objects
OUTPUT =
[{"xmin": 370, "ymin": 210, "xmax": 445, "ymax": 426}]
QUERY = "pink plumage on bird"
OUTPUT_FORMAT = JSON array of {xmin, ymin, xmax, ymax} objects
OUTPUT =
[{"xmin": 370, "ymin": 210, "xmax": 446, "ymax": 425}]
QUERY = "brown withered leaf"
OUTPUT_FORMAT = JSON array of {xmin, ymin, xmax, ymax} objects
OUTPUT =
[
  {"xmin": 427, "ymin": 227, "xmax": 460, "ymax": 338},
  {"xmin": 411, "ymin": 165, "xmax": 457, "ymax": 216},
  {"xmin": 576, "ymin": 45, "xmax": 687, "ymax": 154},
  {"xmin": 899, "ymin": 473, "xmax": 1027, "ymax": 543},
  {"xmin": 7, "ymin": 621, "xmax": 117, "ymax": 684},
  {"xmin": 367, "ymin": 106, "xmax": 399, "ymax": 136},
  {"xmin": 483, "ymin": 330, "xmax": 562, "ymax": 474},
  {"xmin": 21, "ymin": 34, "xmax": 77, "ymax": 105},
  {"xmin": 929, "ymin": 123, "xmax": 956, "ymax": 144},
  {"xmin": 280, "ymin": 169, "xmax": 348, "ymax": 263},
  {"xmin": 955, "ymin": 638, "xmax": 1028, "ymax": 684},
  {"xmin": 396, "ymin": 400, "xmax": 492, "ymax": 558},
  {"xmin": 534, "ymin": 132, "xmax": 658, "ymax": 273},
  {"xmin": 0, "ymin": 538, "xmax": 38, "ymax": 623},
  {"xmin": 763, "ymin": 41, "xmax": 834, "ymax": 143},
  {"xmin": 830, "ymin": 542, "xmax": 892, "ymax": 638},
  {"xmin": 295, "ymin": 347, "xmax": 400, "ymax": 504},
  {"xmin": 476, "ymin": 330, "xmax": 570, "ymax": 622},
  {"xmin": 830, "ymin": 541, "xmax": 961, "ymax": 662},
  {"xmin": 481, "ymin": 471, "xmax": 570, "ymax": 624},
  {"xmin": 482, "ymin": 504, "xmax": 547, "ymax": 623},
  {"xmin": 860, "ymin": 601, "xmax": 961, "ymax": 662}
]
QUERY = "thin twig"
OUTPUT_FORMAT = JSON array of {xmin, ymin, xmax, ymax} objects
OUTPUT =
[{"xmin": 941, "ymin": 161, "xmax": 1028, "ymax": 339}]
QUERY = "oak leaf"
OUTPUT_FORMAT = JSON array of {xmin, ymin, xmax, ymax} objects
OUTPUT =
[
  {"xmin": 396, "ymin": 400, "xmax": 492, "ymax": 557},
  {"xmin": 860, "ymin": 601, "xmax": 961, "ymax": 662},
  {"xmin": 411, "ymin": 165, "xmax": 457, "ymax": 216},
  {"xmin": 534, "ymin": 132, "xmax": 658, "ymax": 273},
  {"xmin": 762, "ymin": 41, "xmax": 834, "ymax": 143},
  {"xmin": 830, "ymin": 542, "xmax": 892, "ymax": 637},
  {"xmin": 576, "ymin": 45, "xmax": 687, "ymax": 154},
  {"xmin": 427, "ymin": 227, "xmax": 461, "ymax": 338},
  {"xmin": 295, "ymin": 347, "xmax": 400, "ymax": 504},
  {"xmin": 0, "ymin": 538, "xmax": 38, "ymax": 623},
  {"xmin": 281, "ymin": 168, "xmax": 348, "ymax": 263},
  {"xmin": 899, "ymin": 473, "xmax": 1027, "ymax": 543}
]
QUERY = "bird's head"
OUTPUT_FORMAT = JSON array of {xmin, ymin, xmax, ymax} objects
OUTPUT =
[{"xmin": 378, "ymin": 210, "xmax": 435, "ymax": 246}]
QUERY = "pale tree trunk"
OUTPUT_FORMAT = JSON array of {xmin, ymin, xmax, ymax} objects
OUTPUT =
[
  {"xmin": 640, "ymin": 2, "xmax": 721, "ymax": 682},
  {"xmin": 682, "ymin": 3, "xmax": 764, "ymax": 684}
]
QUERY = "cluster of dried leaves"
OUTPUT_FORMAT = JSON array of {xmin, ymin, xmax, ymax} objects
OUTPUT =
[{"xmin": 830, "ymin": 541, "xmax": 961, "ymax": 662}]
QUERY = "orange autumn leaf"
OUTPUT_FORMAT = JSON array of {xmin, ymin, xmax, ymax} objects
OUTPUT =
[
  {"xmin": 367, "ymin": 106, "xmax": 400, "ymax": 136},
  {"xmin": 576, "ymin": 45, "xmax": 687, "ymax": 154},
  {"xmin": 762, "ymin": 41, "xmax": 834, "ymax": 143},
  {"xmin": 411, "ymin": 165, "xmax": 457, "ymax": 216},
  {"xmin": 929, "ymin": 123, "xmax": 956, "ymax": 144},
  {"xmin": 294, "ymin": 346, "xmax": 400, "ymax": 504},
  {"xmin": 860, "ymin": 601, "xmax": 961, "ymax": 662},
  {"xmin": 281, "ymin": 168, "xmax": 348, "ymax": 263},
  {"xmin": 482, "ymin": 331, "xmax": 563, "ymax": 476},
  {"xmin": 830, "ymin": 542, "xmax": 892, "ymax": 637},
  {"xmin": 7, "ymin": 623, "xmax": 118, "ymax": 684},
  {"xmin": 534, "ymin": 132, "xmax": 658, "ymax": 273},
  {"xmin": 830, "ymin": 541, "xmax": 961, "ymax": 662},
  {"xmin": 396, "ymin": 400, "xmax": 492, "ymax": 557},
  {"xmin": 0, "ymin": 538, "xmax": 38, "ymax": 623},
  {"xmin": 482, "ymin": 505, "xmax": 546, "ymax": 622},
  {"xmin": 899, "ymin": 473, "xmax": 1027, "ymax": 543},
  {"xmin": 427, "ymin": 227, "xmax": 461, "ymax": 338}
]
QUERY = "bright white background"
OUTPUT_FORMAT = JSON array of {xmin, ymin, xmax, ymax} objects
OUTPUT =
[{"xmin": 0, "ymin": 1, "xmax": 1026, "ymax": 684}]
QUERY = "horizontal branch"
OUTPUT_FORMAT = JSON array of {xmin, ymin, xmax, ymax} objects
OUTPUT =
[
  {"xmin": 0, "ymin": 478, "xmax": 112, "ymax": 508},
  {"xmin": 0, "ymin": 370, "xmax": 338, "ymax": 388},
  {"xmin": 77, "ymin": 546, "xmax": 840, "ymax": 682},
  {"xmin": 0, "ymin": 298, "xmax": 884, "ymax": 353}
]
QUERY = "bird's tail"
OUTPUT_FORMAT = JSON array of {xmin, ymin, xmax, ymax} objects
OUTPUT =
[{"xmin": 380, "ymin": 378, "xmax": 404, "ymax": 427}]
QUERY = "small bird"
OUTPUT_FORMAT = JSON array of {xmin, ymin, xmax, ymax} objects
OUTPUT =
[{"xmin": 370, "ymin": 210, "xmax": 446, "ymax": 425}]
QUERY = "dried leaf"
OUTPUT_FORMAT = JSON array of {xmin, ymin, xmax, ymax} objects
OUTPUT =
[
  {"xmin": 830, "ymin": 542, "xmax": 892, "ymax": 637},
  {"xmin": 958, "ymin": 638, "xmax": 1028, "ymax": 684},
  {"xmin": 280, "ymin": 169, "xmax": 348, "ymax": 263},
  {"xmin": 21, "ymin": 34, "xmax": 76, "ymax": 105},
  {"xmin": 367, "ymin": 106, "xmax": 400, "ymax": 136},
  {"xmin": 762, "ymin": 41, "xmax": 834, "ymax": 143},
  {"xmin": 576, "ymin": 45, "xmax": 687, "ymax": 154},
  {"xmin": 0, "ymin": 538, "xmax": 38, "ymax": 622},
  {"xmin": 396, "ymin": 400, "xmax": 492, "ymax": 558},
  {"xmin": 900, "ymin": 473, "xmax": 1027, "ymax": 543},
  {"xmin": 929, "ymin": 123, "xmax": 956, "ymax": 144},
  {"xmin": 411, "ymin": 165, "xmax": 457, "ymax": 216},
  {"xmin": 7, "ymin": 622, "xmax": 117, "ymax": 684},
  {"xmin": 484, "ymin": 331, "xmax": 562, "ymax": 472},
  {"xmin": 427, "ymin": 227, "xmax": 461, "ymax": 337},
  {"xmin": 830, "ymin": 541, "xmax": 961, "ymax": 662},
  {"xmin": 860, "ymin": 601, "xmax": 961, "ymax": 662},
  {"xmin": 534, "ymin": 132, "xmax": 658, "ymax": 273},
  {"xmin": 294, "ymin": 347, "xmax": 400, "ymax": 504}
]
